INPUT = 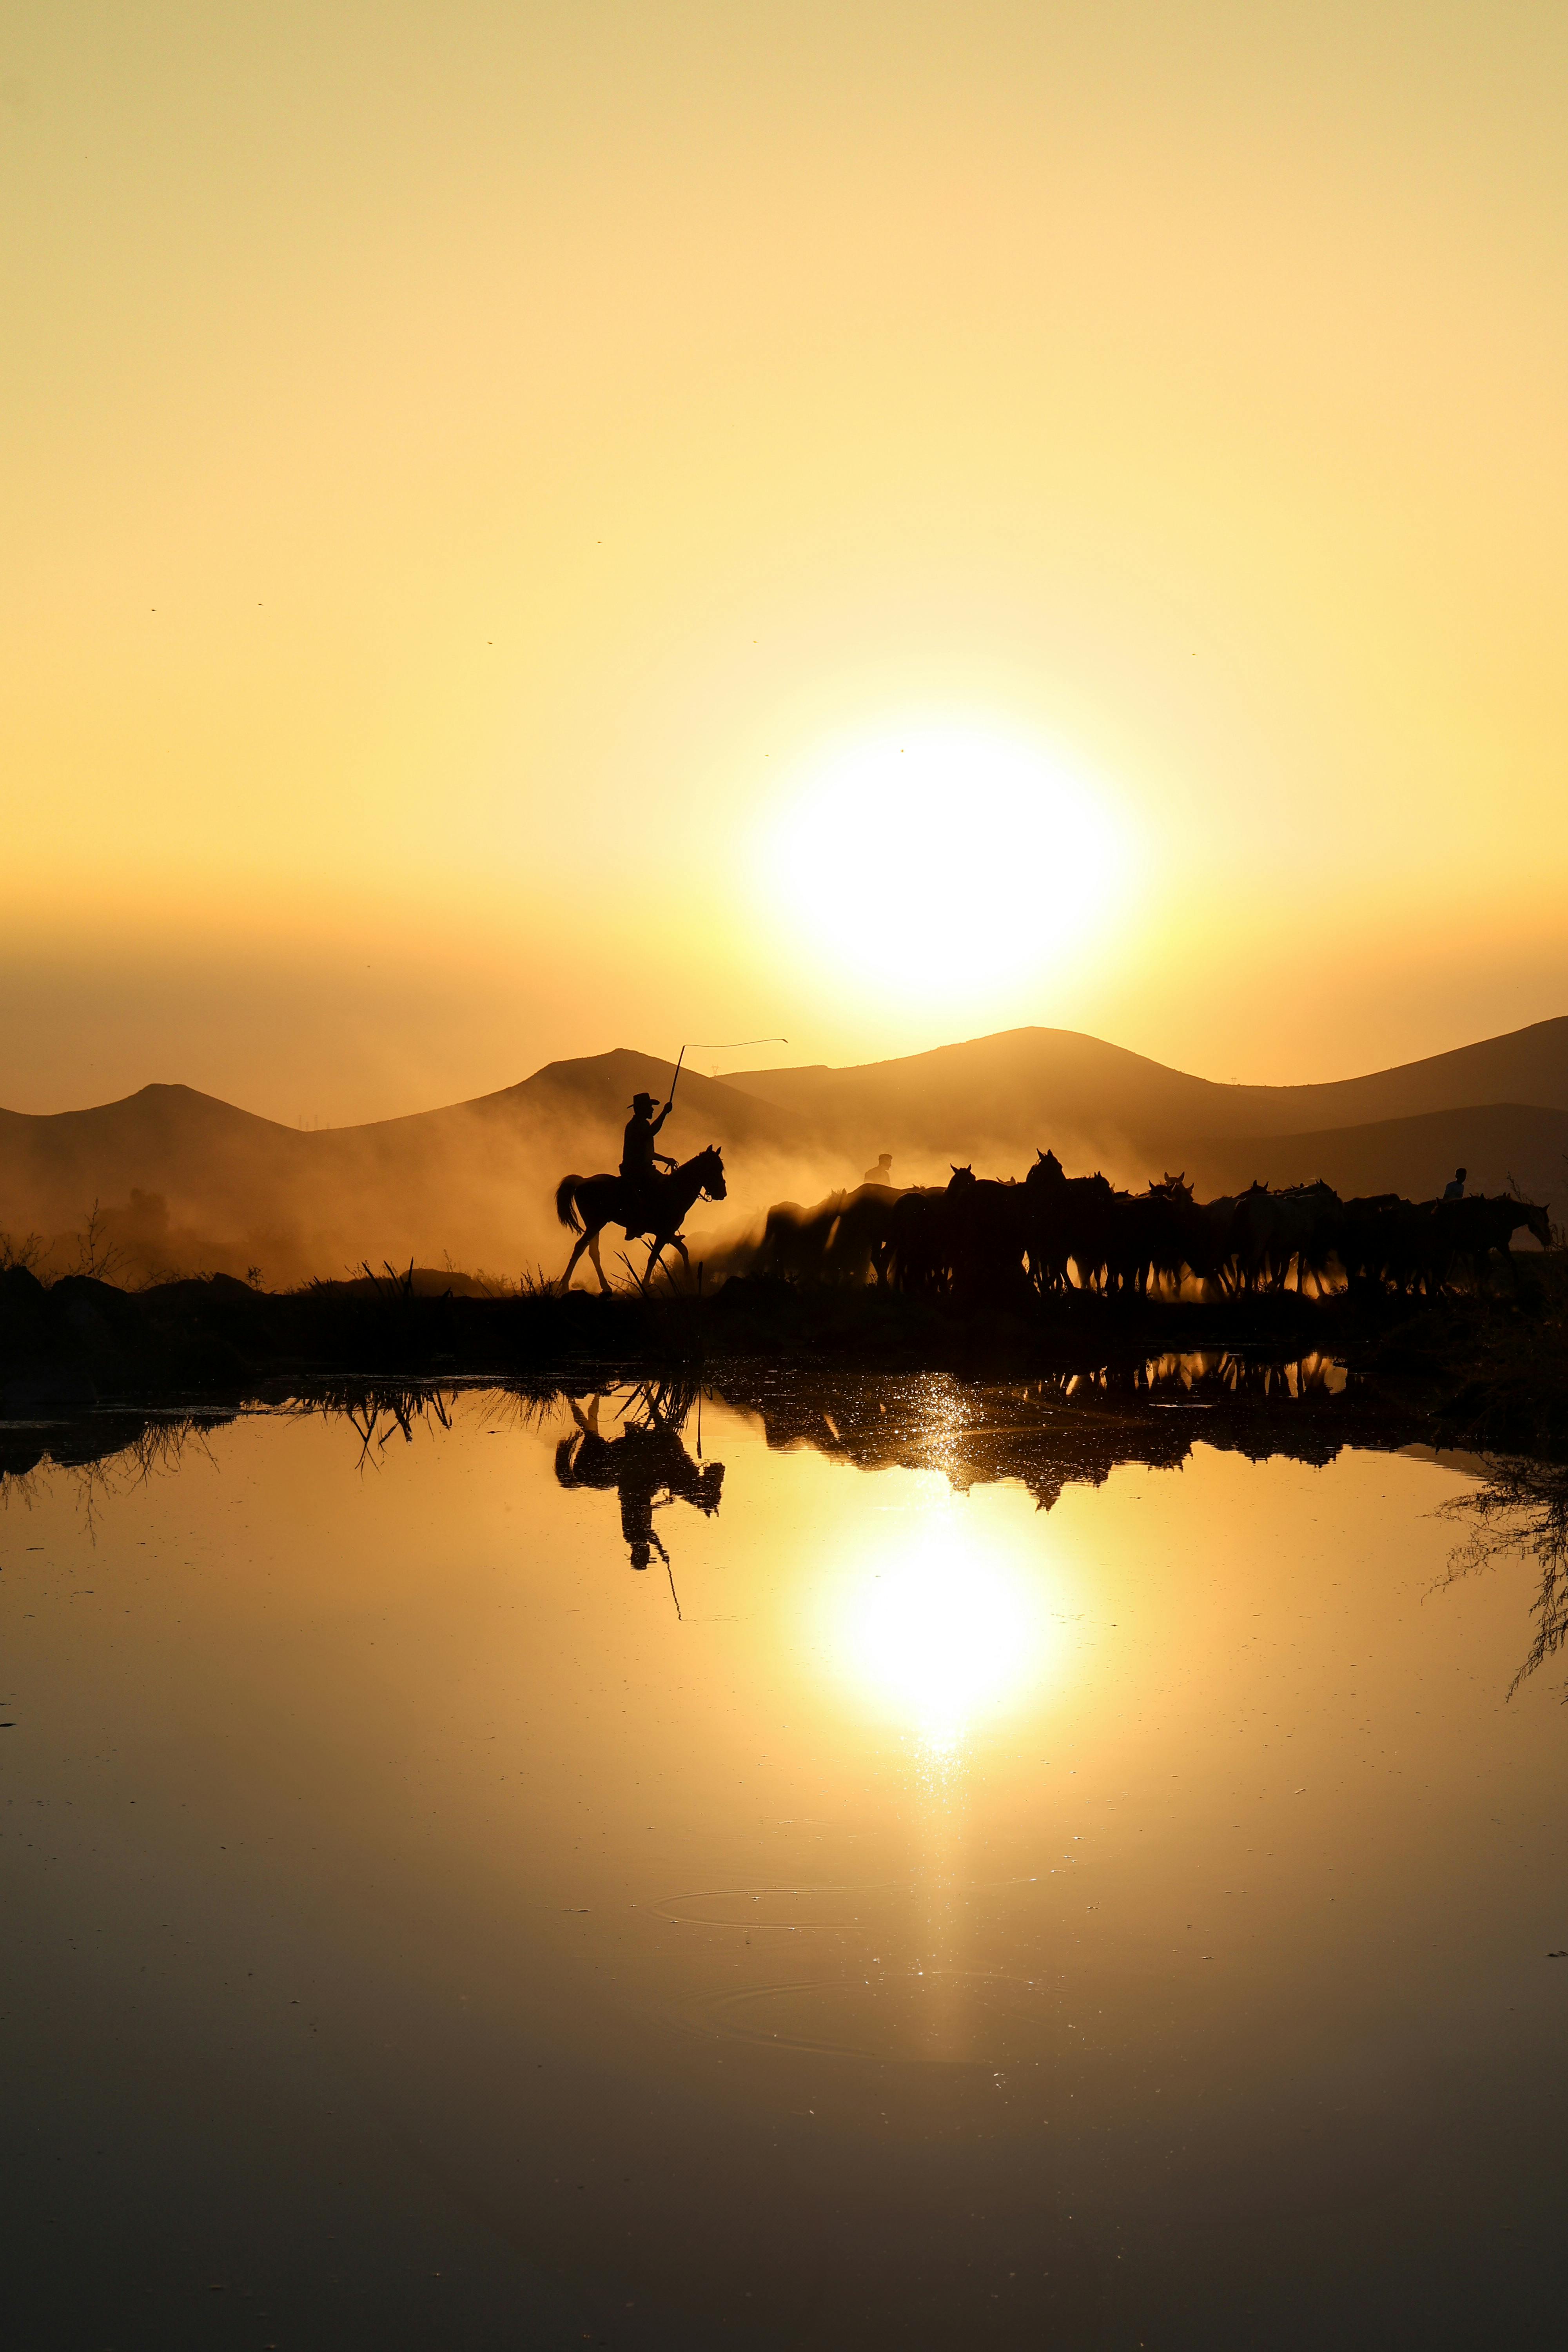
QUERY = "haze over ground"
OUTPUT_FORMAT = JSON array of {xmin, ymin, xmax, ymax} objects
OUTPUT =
[
  {"xmin": 4, "ymin": 1022, "xmax": 1565, "ymax": 1287},
  {"xmin": 6, "ymin": 4, "xmax": 1568, "ymax": 1129}
]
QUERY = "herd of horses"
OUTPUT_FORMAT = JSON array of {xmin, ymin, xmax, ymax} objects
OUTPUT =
[
  {"xmin": 756, "ymin": 1152, "xmax": 1554, "ymax": 1302},
  {"xmin": 553, "ymin": 1140, "xmax": 1553, "ymax": 1301}
]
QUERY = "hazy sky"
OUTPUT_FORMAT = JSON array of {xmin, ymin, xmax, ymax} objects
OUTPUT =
[{"xmin": 6, "ymin": 2, "xmax": 1568, "ymax": 1122}]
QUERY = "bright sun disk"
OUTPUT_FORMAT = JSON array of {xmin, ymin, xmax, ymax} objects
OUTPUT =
[{"xmin": 760, "ymin": 721, "xmax": 1127, "ymax": 1000}]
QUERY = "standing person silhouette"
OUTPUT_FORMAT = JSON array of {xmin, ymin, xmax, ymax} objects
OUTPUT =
[
  {"xmin": 1442, "ymin": 1166, "xmax": 1468, "ymax": 1201},
  {"xmin": 862, "ymin": 1152, "xmax": 895, "ymax": 1188}
]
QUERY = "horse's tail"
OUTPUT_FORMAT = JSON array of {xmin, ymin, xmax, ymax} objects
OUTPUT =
[{"xmin": 555, "ymin": 1175, "xmax": 584, "ymax": 1232}]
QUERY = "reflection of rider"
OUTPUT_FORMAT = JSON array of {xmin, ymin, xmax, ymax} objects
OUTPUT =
[{"xmin": 554, "ymin": 1394, "xmax": 724, "ymax": 1573}]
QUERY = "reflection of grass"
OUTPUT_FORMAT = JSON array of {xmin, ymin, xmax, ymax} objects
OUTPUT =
[
  {"xmin": 0, "ymin": 1406, "xmax": 229, "ymax": 1532},
  {"xmin": 1439, "ymin": 1455, "xmax": 1568, "ymax": 1700}
]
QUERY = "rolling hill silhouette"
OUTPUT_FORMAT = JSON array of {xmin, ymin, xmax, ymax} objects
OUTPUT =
[
  {"xmin": 727, "ymin": 1017, "xmax": 1568, "ymax": 1148},
  {"xmin": 2, "ymin": 1022, "xmax": 1562, "ymax": 1283},
  {"xmin": 0, "ymin": 1051, "xmax": 802, "ymax": 1283}
]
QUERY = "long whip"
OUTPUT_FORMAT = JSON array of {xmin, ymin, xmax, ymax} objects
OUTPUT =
[{"xmin": 666, "ymin": 1035, "xmax": 788, "ymax": 1111}]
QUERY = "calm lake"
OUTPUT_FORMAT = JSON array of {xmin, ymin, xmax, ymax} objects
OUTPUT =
[{"xmin": 3, "ymin": 1373, "xmax": 1566, "ymax": 2349}]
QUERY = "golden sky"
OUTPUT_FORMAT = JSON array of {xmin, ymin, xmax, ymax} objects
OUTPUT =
[{"xmin": 5, "ymin": 2, "xmax": 1567, "ymax": 1122}]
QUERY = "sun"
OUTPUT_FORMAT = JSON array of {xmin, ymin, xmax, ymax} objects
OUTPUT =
[{"xmin": 757, "ymin": 719, "xmax": 1130, "ymax": 1002}]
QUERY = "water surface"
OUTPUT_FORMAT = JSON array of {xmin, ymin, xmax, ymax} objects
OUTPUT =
[{"xmin": 3, "ymin": 1376, "xmax": 1565, "ymax": 2348}]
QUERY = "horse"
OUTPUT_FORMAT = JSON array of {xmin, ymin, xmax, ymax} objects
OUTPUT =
[
  {"xmin": 757, "ymin": 1193, "xmax": 844, "ymax": 1283},
  {"xmin": 555, "ymin": 1145, "xmax": 727, "ymax": 1291},
  {"xmin": 1432, "ymin": 1194, "xmax": 1552, "ymax": 1291},
  {"xmin": 1234, "ymin": 1179, "xmax": 1342, "ymax": 1292},
  {"xmin": 822, "ymin": 1183, "xmax": 903, "ymax": 1287},
  {"xmin": 886, "ymin": 1167, "xmax": 999, "ymax": 1297},
  {"xmin": 1022, "ymin": 1153, "xmax": 1119, "ymax": 1291}
]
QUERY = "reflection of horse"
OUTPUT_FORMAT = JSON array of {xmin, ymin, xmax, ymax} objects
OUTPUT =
[
  {"xmin": 555, "ymin": 1146, "xmax": 727, "ymax": 1291},
  {"xmin": 554, "ymin": 1390, "xmax": 724, "ymax": 1597}
]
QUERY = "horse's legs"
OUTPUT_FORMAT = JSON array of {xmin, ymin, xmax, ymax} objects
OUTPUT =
[
  {"xmin": 645, "ymin": 1239, "xmax": 667, "ymax": 1285},
  {"xmin": 561, "ymin": 1233, "xmax": 591, "ymax": 1291},
  {"xmin": 587, "ymin": 1229, "xmax": 613, "ymax": 1293}
]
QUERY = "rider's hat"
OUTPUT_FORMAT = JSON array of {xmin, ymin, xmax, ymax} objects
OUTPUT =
[{"xmin": 629, "ymin": 1091, "xmax": 657, "ymax": 1114}]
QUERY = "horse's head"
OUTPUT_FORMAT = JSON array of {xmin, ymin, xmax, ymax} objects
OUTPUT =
[
  {"xmin": 697, "ymin": 1144, "xmax": 727, "ymax": 1203},
  {"xmin": 947, "ymin": 1163, "xmax": 976, "ymax": 1191},
  {"xmin": 1520, "ymin": 1199, "xmax": 1553, "ymax": 1250},
  {"xmin": 1029, "ymin": 1147, "xmax": 1065, "ymax": 1189},
  {"xmin": 697, "ymin": 1461, "xmax": 726, "ymax": 1512}
]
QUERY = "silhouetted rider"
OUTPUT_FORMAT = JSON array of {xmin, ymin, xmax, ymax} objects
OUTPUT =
[{"xmin": 621, "ymin": 1091, "xmax": 677, "ymax": 1198}]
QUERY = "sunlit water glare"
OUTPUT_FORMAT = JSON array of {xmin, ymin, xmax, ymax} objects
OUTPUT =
[
  {"xmin": 3, "ymin": 1378, "xmax": 1566, "ymax": 2349},
  {"xmin": 828, "ymin": 1481, "xmax": 1056, "ymax": 1753}
]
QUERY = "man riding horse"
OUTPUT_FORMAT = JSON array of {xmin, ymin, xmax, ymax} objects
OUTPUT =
[
  {"xmin": 621, "ymin": 1090, "xmax": 677, "ymax": 1226},
  {"xmin": 555, "ymin": 1084, "xmax": 727, "ymax": 1291}
]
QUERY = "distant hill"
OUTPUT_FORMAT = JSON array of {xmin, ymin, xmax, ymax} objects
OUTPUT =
[
  {"xmin": 727, "ymin": 1018, "xmax": 1568, "ymax": 1158},
  {"xmin": 1160, "ymin": 1104, "xmax": 1568, "ymax": 1212},
  {"xmin": 0, "ymin": 1051, "xmax": 809, "ymax": 1284},
  {"xmin": 2, "ymin": 1023, "xmax": 1563, "ymax": 1283}
]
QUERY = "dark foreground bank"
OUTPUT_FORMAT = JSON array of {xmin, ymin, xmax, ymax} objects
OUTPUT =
[{"xmin": 3, "ymin": 1254, "xmax": 1568, "ymax": 1456}]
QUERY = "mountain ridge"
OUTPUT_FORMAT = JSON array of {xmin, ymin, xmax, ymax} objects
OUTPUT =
[
  {"xmin": 2, "ymin": 1020, "xmax": 1563, "ymax": 1281},
  {"xmin": 726, "ymin": 1016, "xmax": 1568, "ymax": 1145}
]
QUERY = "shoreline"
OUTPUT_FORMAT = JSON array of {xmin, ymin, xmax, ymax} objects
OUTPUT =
[{"xmin": 4, "ymin": 1253, "xmax": 1567, "ymax": 1463}]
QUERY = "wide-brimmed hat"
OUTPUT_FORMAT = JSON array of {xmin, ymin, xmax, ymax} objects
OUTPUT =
[{"xmin": 629, "ymin": 1091, "xmax": 657, "ymax": 1113}]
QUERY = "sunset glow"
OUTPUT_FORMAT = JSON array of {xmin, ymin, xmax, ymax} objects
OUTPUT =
[
  {"xmin": 5, "ymin": 6, "xmax": 1568, "ymax": 1118},
  {"xmin": 761, "ymin": 722, "xmax": 1130, "ymax": 1006},
  {"xmin": 11, "ymin": 16, "xmax": 1568, "ymax": 2343}
]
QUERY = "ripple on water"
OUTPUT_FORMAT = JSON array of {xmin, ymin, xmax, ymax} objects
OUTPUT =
[{"xmin": 675, "ymin": 1964, "xmax": 1060, "ymax": 2066}]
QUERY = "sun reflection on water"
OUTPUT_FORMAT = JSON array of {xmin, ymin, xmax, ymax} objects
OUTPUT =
[{"xmin": 828, "ymin": 1481, "xmax": 1057, "ymax": 1754}]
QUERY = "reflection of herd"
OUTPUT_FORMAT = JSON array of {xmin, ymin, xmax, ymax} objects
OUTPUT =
[{"xmin": 759, "ymin": 1152, "xmax": 1553, "ymax": 1301}]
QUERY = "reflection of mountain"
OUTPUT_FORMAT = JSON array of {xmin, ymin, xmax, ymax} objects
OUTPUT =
[{"xmin": 4, "ymin": 1019, "xmax": 1565, "ymax": 1281}]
